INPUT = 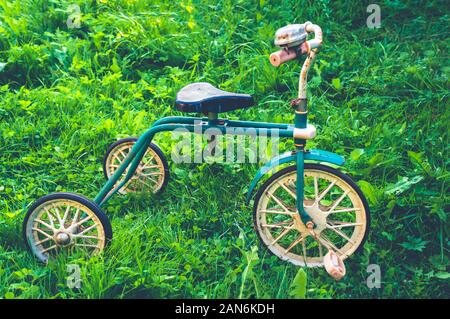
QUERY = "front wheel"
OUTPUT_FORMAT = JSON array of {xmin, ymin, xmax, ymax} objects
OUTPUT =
[
  {"xmin": 23, "ymin": 192, "xmax": 113, "ymax": 263},
  {"xmin": 253, "ymin": 164, "xmax": 370, "ymax": 267}
]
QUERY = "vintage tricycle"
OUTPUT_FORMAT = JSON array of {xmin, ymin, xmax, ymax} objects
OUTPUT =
[{"xmin": 23, "ymin": 22, "xmax": 369, "ymax": 279}]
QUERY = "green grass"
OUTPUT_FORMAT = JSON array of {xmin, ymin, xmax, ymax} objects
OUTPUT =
[{"xmin": 0, "ymin": 0, "xmax": 448, "ymax": 298}]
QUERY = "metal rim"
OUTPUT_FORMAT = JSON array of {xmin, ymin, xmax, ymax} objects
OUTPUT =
[
  {"xmin": 25, "ymin": 199, "xmax": 106, "ymax": 263},
  {"xmin": 255, "ymin": 168, "xmax": 367, "ymax": 267},
  {"xmin": 105, "ymin": 142, "xmax": 166, "ymax": 194}
]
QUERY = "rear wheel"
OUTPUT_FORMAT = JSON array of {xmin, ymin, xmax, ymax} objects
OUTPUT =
[
  {"xmin": 253, "ymin": 164, "xmax": 370, "ymax": 267},
  {"xmin": 23, "ymin": 192, "xmax": 112, "ymax": 263},
  {"xmin": 103, "ymin": 137, "xmax": 169, "ymax": 195}
]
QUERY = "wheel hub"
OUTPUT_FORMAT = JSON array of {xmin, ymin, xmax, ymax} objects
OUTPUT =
[
  {"xmin": 55, "ymin": 231, "xmax": 71, "ymax": 245},
  {"xmin": 305, "ymin": 203, "xmax": 327, "ymax": 233},
  {"xmin": 292, "ymin": 200, "xmax": 328, "ymax": 236}
]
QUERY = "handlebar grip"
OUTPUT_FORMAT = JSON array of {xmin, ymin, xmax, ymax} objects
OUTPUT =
[
  {"xmin": 269, "ymin": 42, "xmax": 311, "ymax": 67},
  {"xmin": 269, "ymin": 48, "xmax": 297, "ymax": 67}
]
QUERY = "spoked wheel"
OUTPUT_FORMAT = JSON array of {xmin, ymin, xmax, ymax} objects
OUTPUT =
[
  {"xmin": 23, "ymin": 193, "xmax": 112, "ymax": 263},
  {"xmin": 103, "ymin": 137, "xmax": 169, "ymax": 195},
  {"xmin": 253, "ymin": 164, "xmax": 370, "ymax": 267}
]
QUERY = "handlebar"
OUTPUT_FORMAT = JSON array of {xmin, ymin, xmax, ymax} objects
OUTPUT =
[
  {"xmin": 269, "ymin": 42, "xmax": 307, "ymax": 67},
  {"xmin": 304, "ymin": 21, "xmax": 323, "ymax": 51},
  {"xmin": 269, "ymin": 22, "xmax": 322, "ymax": 67}
]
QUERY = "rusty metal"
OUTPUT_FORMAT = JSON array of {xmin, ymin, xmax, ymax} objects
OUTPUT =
[
  {"xmin": 297, "ymin": 22, "xmax": 322, "ymax": 99},
  {"xmin": 274, "ymin": 24, "xmax": 308, "ymax": 47},
  {"xmin": 290, "ymin": 97, "xmax": 305, "ymax": 107},
  {"xmin": 304, "ymin": 21, "xmax": 323, "ymax": 49},
  {"xmin": 298, "ymin": 50, "xmax": 317, "ymax": 99},
  {"xmin": 270, "ymin": 21, "xmax": 323, "ymax": 100},
  {"xmin": 269, "ymin": 41, "xmax": 310, "ymax": 67}
]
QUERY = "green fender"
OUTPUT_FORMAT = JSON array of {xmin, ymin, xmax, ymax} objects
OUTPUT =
[{"xmin": 246, "ymin": 149, "xmax": 345, "ymax": 204}]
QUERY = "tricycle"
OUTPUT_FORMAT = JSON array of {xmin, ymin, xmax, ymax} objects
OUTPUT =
[{"xmin": 23, "ymin": 22, "xmax": 369, "ymax": 280}]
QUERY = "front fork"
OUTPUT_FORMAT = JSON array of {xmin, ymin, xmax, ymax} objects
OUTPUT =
[
  {"xmin": 294, "ymin": 101, "xmax": 347, "ymax": 279},
  {"xmin": 296, "ymin": 150, "xmax": 313, "ymax": 225},
  {"xmin": 294, "ymin": 99, "xmax": 314, "ymax": 227}
]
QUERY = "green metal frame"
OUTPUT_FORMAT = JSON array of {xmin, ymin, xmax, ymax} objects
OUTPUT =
[
  {"xmin": 93, "ymin": 111, "xmax": 345, "ymax": 227},
  {"xmin": 94, "ymin": 116, "xmax": 294, "ymax": 206}
]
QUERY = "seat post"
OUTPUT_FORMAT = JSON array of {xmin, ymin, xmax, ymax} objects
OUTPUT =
[
  {"xmin": 207, "ymin": 112, "xmax": 218, "ymax": 122},
  {"xmin": 206, "ymin": 112, "xmax": 218, "ymax": 156}
]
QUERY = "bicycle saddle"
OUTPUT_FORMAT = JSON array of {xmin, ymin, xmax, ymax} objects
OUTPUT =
[{"xmin": 175, "ymin": 82, "xmax": 254, "ymax": 113}]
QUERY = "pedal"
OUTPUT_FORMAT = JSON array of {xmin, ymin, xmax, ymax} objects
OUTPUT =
[
  {"xmin": 306, "ymin": 225, "xmax": 346, "ymax": 281},
  {"xmin": 323, "ymin": 250, "xmax": 346, "ymax": 281}
]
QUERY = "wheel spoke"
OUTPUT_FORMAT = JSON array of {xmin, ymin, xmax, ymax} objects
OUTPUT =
[
  {"xmin": 77, "ymin": 223, "xmax": 97, "ymax": 236},
  {"xmin": 329, "ymin": 207, "xmax": 360, "ymax": 214},
  {"xmin": 62, "ymin": 206, "xmax": 71, "ymax": 225},
  {"xmin": 326, "ymin": 224, "xmax": 355, "ymax": 244},
  {"xmin": 301, "ymin": 238, "xmax": 308, "ymax": 261},
  {"xmin": 76, "ymin": 215, "xmax": 92, "ymax": 227},
  {"xmin": 32, "ymin": 227, "xmax": 53, "ymax": 240},
  {"xmin": 35, "ymin": 219, "xmax": 54, "ymax": 231},
  {"xmin": 326, "ymin": 190, "xmax": 350, "ymax": 215},
  {"xmin": 316, "ymin": 180, "xmax": 336, "ymax": 203},
  {"xmin": 36, "ymin": 237, "xmax": 52, "ymax": 246},
  {"xmin": 112, "ymin": 153, "xmax": 123, "ymax": 164},
  {"xmin": 119, "ymin": 150, "xmax": 128, "ymax": 160},
  {"xmin": 138, "ymin": 175, "xmax": 157, "ymax": 186},
  {"xmin": 142, "ymin": 154, "xmax": 155, "ymax": 163},
  {"xmin": 318, "ymin": 241, "xmax": 323, "ymax": 259},
  {"xmin": 277, "ymin": 181, "xmax": 296, "ymax": 200},
  {"xmin": 74, "ymin": 234, "xmax": 98, "ymax": 240},
  {"xmin": 262, "ymin": 221, "xmax": 292, "ymax": 229},
  {"xmin": 267, "ymin": 192, "xmax": 291, "ymax": 213},
  {"xmin": 270, "ymin": 223, "xmax": 294, "ymax": 245},
  {"xmin": 44, "ymin": 208, "xmax": 55, "ymax": 228},
  {"xmin": 284, "ymin": 235, "xmax": 304, "ymax": 254},
  {"xmin": 41, "ymin": 245, "xmax": 58, "ymax": 254},
  {"xmin": 328, "ymin": 221, "xmax": 363, "ymax": 228},
  {"xmin": 75, "ymin": 243, "xmax": 99, "ymax": 249},
  {"xmin": 52, "ymin": 205, "xmax": 63, "ymax": 226},
  {"xmin": 71, "ymin": 208, "xmax": 80, "ymax": 226},
  {"xmin": 313, "ymin": 176, "xmax": 319, "ymax": 199},
  {"xmin": 318, "ymin": 234, "xmax": 344, "ymax": 255},
  {"xmin": 141, "ymin": 163, "xmax": 160, "ymax": 171},
  {"xmin": 260, "ymin": 209, "xmax": 296, "ymax": 216},
  {"xmin": 140, "ymin": 171, "xmax": 163, "ymax": 176}
]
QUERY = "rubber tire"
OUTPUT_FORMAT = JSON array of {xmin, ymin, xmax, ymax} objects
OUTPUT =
[
  {"xmin": 252, "ymin": 163, "xmax": 370, "ymax": 261},
  {"xmin": 23, "ymin": 192, "xmax": 113, "ymax": 263},
  {"xmin": 102, "ymin": 137, "xmax": 170, "ymax": 194}
]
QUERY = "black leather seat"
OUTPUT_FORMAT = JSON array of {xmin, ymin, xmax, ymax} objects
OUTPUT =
[{"xmin": 175, "ymin": 82, "xmax": 254, "ymax": 113}]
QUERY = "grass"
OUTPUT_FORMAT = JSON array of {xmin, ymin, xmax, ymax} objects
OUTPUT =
[{"xmin": 0, "ymin": 0, "xmax": 449, "ymax": 298}]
